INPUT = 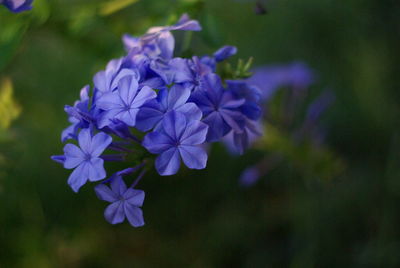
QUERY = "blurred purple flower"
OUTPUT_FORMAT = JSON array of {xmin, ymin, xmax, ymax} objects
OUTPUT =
[
  {"xmin": 239, "ymin": 166, "xmax": 260, "ymax": 187},
  {"xmin": 224, "ymin": 118, "xmax": 263, "ymax": 154},
  {"xmin": 247, "ymin": 62, "xmax": 314, "ymax": 100},
  {"xmin": 201, "ymin": 46, "xmax": 238, "ymax": 71}
]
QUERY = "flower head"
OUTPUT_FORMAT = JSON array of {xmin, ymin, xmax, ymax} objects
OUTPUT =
[{"xmin": 52, "ymin": 14, "xmax": 263, "ymax": 227}]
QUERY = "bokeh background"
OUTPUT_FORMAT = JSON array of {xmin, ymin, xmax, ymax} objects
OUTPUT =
[{"xmin": 1, "ymin": 0, "xmax": 400, "ymax": 267}]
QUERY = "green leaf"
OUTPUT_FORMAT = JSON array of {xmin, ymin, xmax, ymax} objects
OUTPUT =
[{"xmin": 0, "ymin": 78, "xmax": 21, "ymax": 130}]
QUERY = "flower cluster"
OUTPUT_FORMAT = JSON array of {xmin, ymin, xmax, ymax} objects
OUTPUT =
[
  {"xmin": 0, "ymin": 0, "xmax": 33, "ymax": 13},
  {"xmin": 52, "ymin": 14, "xmax": 263, "ymax": 227}
]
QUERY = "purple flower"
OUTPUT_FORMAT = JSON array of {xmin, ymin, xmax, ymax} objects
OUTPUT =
[
  {"xmin": 247, "ymin": 62, "xmax": 314, "ymax": 100},
  {"xmin": 93, "ymin": 58, "xmax": 138, "ymax": 93},
  {"xmin": 201, "ymin": 46, "xmax": 237, "ymax": 71},
  {"xmin": 124, "ymin": 14, "xmax": 201, "ymax": 61},
  {"xmin": 142, "ymin": 111, "xmax": 208, "ymax": 175},
  {"xmin": 226, "ymin": 80, "xmax": 262, "ymax": 120},
  {"xmin": 142, "ymin": 14, "xmax": 201, "ymax": 42},
  {"xmin": 190, "ymin": 74, "xmax": 245, "ymax": 142},
  {"xmin": 224, "ymin": 118, "xmax": 262, "ymax": 154},
  {"xmin": 63, "ymin": 129, "xmax": 112, "ymax": 192},
  {"xmin": 239, "ymin": 166, "xmax": 260, "ymax": 187},
  {"xmin": 214, "ymin": 46, "xmax": 237, "ymax": 62},
  {"xmin": 62, "ymin": 86, "xmax": 90, "ymax": 142},
  {"xmin": 1, "ymin": 0, "xmax": 33, "ymax": 12},
  {"xmin": 95, "ymin": 170, "xmax": 145, "ymax": 227},
  {"xmin": 96, "ymin": 75, "xmax": 156, "ymax": 128},
  {"xmin": 150, "ymin": 56, "xmax": 212, "ymax": 89},
  {"xmin": 305, "ymin": 90, "xmax": 335, "ymax": 124},
  {"xmin": 297, "ymin": 89, "xmax": 335, "ymax": 144},
  {"xmin": 136, "ymin": 84, "xmax": 202, "ymax": 131}
]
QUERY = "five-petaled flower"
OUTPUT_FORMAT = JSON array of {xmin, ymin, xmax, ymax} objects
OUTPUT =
[
  {"xmin": 143, "ymin": 111, "xmax": 209, "ymax": 175},
  {"xmin": 136, "ymin": 84, "xmax": 202, "ymax": 131},
  {"xmin": 190, "ymin": 74, "xmax": 246, "ymax": 142},
  {"xmin": 95, "ymin": 170, "xmax": 145, "ymax": 227},
  {"xmin": 63, "ymin": 129, "xmax": 112, "ymax": 192},
  {"xmin": 96, "ymin": 75, "xmax": 156, "ymax": 128}
]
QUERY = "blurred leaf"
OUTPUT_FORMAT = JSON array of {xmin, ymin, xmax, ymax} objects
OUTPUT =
[
  {"xmin": 99, "ymin": 0, "xmax": 139, "ymax": 16},
  {"xmin": 30, "ymin": 0, "xmax": 50, "ymax": 25},
  {"xmin": 200, "ymin": 12, "xmax": 223, "ymax": 46},
  {"xmin": 0, "ymin": 17, "xmax": 29, "ymax": 71},
  {"xmin": 256, "ymin": 123, "xmax": 344, "ymax": 181},
  {"xmin": 0, "ymin": 78, "xmax": 21, "ymax": 130}
]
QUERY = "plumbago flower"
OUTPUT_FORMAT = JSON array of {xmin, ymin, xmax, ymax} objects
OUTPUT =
[
  {"xmin": 0, "ymin": 0, "xmax": 33, "ymax": 12},
  {"xmin": 237, "ymin": 62, "xmax": 338, "ymax": 187},
  {"xmin": 52, "ymin": 14, "xmax": 264, "ymax": 227}
]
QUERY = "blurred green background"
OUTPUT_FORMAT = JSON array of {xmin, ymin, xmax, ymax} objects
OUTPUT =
[{"xmin": 1, "ymin": 0, "xmax": 400, "ymax": 267}]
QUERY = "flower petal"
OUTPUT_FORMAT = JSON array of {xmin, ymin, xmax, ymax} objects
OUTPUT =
[
  {"xmin": 61, "ymin": 123, "xmax": 79, "ymax": 142},
  {"xmin": 124, "ymin": 204, "xmax": 145, "ymax": 227},
  {"xmin": 179, "ymin": 145, "xmax": 207, "ymax": 170},
  {"xmin": 214, "ymin": 46, "xmax": 237, "ymax": 62},
  {"xmin": 176, "ymin": 102, "xmax": 202, "ymax": 121},
  {"xmin": 104, "ymin": 201, "xmax": 125, "ymax": 224},
  {"xmin": 155, "ymin": 147, "xmax": 181, "ymax": 176},
  {"xmin": 93, "ymin": 70, "xmax": 107, "ymax": 92},
  {"xmin": 142, "ymin": 131, "xmax": 173, "ymax": 154},
  {"xmin": 118, "ymin": 75, "xmax": 139, "ymax": 106},
  {"xmin": 124, "ymin": 189, "xmax": 145, "ymax": 207},
  {"xmin": 203, "ymin": 112, "xmax": 230, "ymax": 142},
  {"xmin": 63, "ymin": 144, "xmax": 84, "ymax": 169},
  {"xmin": 136, "ymin": 105, "xmax": 163, "ymax": 132},
  {"xmin": 96, "ymin": 91, "xmax": 121, "ymax": 110},
  {"xmin": 88, "ymin": 158, "xmax": 106, "ymax": 182},
  {"xmin": 97, "ymin": 109, "xmax": 120, "ymax": 129},
  {"xmin": 220, "ymin": 109, "xmax": 245, "ymax": 133},
  {"xmin": 67, "ymin": 162, "xmax": 89, "ymax": 192},
  {"xmin": 162, "ymin": 111, "xmax": 186, "ymax": 140},
  {"xmin": 110, "ymin": 175, "xmax": 127, "ymax": 196},
  {"xmin": 78, "ymin": 128, "xmax": 92, "ymax": 153},
  {"xmin": 90, "ymin": 132, "xmax": 112, "ymax": 157},
  {"xmin": 95, "ymin": 184, "xmax": 118, "ymax": 202},
  {"xmin": 132, "ymin": 86, "xmax": 157, "ymax": 108},
  {"xmin": 167, "ymin": 84, "xmax": 191, "ymax": 109},
  {"xmin": 117, "ymin": 109, "xmax": 139, "ymax": 127},
  {"xmin": 180, "ymin": 120, "xmax": 208, "ymax": 145}
]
